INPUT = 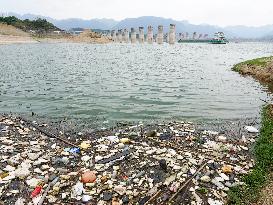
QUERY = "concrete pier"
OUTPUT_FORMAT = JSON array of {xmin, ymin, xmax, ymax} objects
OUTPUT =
[
  {"xmin": 139, "ymin": 27, "xmax": 145, "ymax": 43},
  {"xmin": 185, "ymin": 32, "xmax": 189, "ymax": 39},
  {"xmin": 111, "ymin": 30, "xmax": 116, "ymax": 42},
  {"xmin": 193, "ymin": 32, "xmax": 197, "ymax": 39},
  {"xmin": 117, "ymin": 29, "xmax": 122, "ymax": 43},
  {"xmin": 131, "ymin": 28, "xmax": 136, "ymax": 43},
  {"xmin": 147, "ymin": 26, "xmax": 153, "ymax": 44},
  {"xmin": 123, "ymin": 29, "xmax": 129, "ymax": 43},
  {"xmin": 169, "ymin": 24, "xmax": 176, "ymax": 44},
  {"xmin": 157, "ymin": 25, "xmax": 164, "ymax": 44},
  {"xmin": 122, "ymin": 30, "xmax": 125, "ymax": 42}
]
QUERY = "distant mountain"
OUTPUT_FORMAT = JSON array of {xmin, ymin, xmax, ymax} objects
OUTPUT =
[
  {"xmin": 52, "ymin": 18, "xmax": 118, "ymax": 30},
  {"xmin": 4, "ymin": 12, "xmax": 118, "ymax": 30},
  {"xmin": 261, "ymin": 32, "xmax": 273, "ymax": 40},
  {"xmin": 225, "ymin": 25, "xmax": 273, "ymax": 39},
  {"xmin": 113, "ymin": 16, "xmax": 229, "ymax": 37},
  {"xmin": 2, "ymin": 12, "xmax": 273, "ymax": 39}
]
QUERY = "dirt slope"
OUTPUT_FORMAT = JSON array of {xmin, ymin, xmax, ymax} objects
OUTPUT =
[{"xmin": 0, "ymin": 23, "xmax": 29, "ymax": 36}]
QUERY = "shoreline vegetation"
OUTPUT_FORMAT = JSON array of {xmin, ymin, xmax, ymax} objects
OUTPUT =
[
  {"xmin": 0, "ymin": 16, "xmax": 111, "ymax": 45},
  {"xmin": 228, "ymin": 57, "xmax": 273, "ymax": 204},
  {"xmin": 232, "ymin": 56, "xmax": 273, "ymax": 92}
]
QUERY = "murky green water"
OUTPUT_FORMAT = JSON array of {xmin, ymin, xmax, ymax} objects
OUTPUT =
[{"xmin": 0, "ymin": 42, "xmax": 272, "ymax": 125}]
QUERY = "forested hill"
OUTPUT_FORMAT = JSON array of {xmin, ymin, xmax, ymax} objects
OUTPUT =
[{"xmin": 0, "ymin": 16, "xmax": 60, "ymax": 32}]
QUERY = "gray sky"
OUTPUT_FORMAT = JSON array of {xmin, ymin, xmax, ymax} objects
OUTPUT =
[{"xmin": 0, "ymin": 0, "xmax": 272, "ymax": 26}]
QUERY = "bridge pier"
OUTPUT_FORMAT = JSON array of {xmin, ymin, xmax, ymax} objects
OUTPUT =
[
  {"xmin": 147, "ymin": 26, "xmax": 153, "ymax": 44},
  {"xmin": 131, "ymin": 28, "xmax": 136, "ymax": 43},
  {"xmin": 139, "ymin": 27, "xmax": 144, "ymax": 43},
  {"xmin": 157, "ymin": 25, "xmax": 164, "ymax": 44},
  {"xmin": 169, "ymin": 24, "xmax": 176, "ymax": 44}
]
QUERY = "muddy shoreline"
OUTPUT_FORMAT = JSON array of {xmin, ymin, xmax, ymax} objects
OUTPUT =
[{"xmin": 0, "ymin": 30, "xmax": 111, "ymax": 45}]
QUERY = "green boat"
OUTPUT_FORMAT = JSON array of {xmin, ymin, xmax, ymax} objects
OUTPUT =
[
  {"xmin": 178, "ymin": 39, "xmax": 211, "ymax": 43},
  {"xmin": 178, "ymin": 32, "xmax": 228, "ymax": 44},
  {"xmin": 210, "ymin": 32, "xmax": 229, "ymax": 44}
]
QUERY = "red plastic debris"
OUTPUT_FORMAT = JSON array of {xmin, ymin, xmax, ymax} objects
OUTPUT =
[{"xmin": 31, "ymin": 186, "xmax": 42, "ymax": 198}]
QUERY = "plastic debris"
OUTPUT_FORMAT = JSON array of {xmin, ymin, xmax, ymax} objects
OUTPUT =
[
  {"xmin": 71, "ymin": 181, "xmax": 84, "ymax": 199},
  {"xmin": 81, "ymin": 171, "xmax": 96, "ymax": 183},
  {"xmin": 15, "ymin": 198, "xmax": 25, "ymax": 205},
  {"xmin": 119, "ymin": 138, "xmax": 131, "ymax": 144},
  {"xmin": 69, "ymin": 147, "xmax": 81, "ymax": 154},
  {"xmin": 31, "ymin": 186, "xmax": 43, "ymax": 198},
  {"xmin": 221, "ymin": 165, "xmax": 233, "ymax": 174},
  {"xmin": 82, "ymin": 194, "xmax": 91, "ymax": 202},
  {"xmin": 244, "ymin": 126, "xmax": 259, "ymax": 133},
  {"xmin": 79, "ymin": 141, "xmax": 91, "ymax": 150},
  {"xmin": 0, "ymin": 115, "xmax": 259, "ymax": 204}
]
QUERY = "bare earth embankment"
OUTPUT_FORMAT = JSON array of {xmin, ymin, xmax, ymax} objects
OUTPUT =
[
  {"xmin": 0, "ymin": 23, "xmax": 111, "ymax": 45},
  {"xmin": 37, "ymin": 30, "xmax": 112, "ymax": 44},
  {"xmin": 0, "ymin": 24, "xmax": 37, "ymax": 44}
]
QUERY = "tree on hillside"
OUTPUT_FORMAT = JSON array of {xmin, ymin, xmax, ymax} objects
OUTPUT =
[{"xmin": 0, "ymin": 16, "xmax": 60, "ymax": 33}]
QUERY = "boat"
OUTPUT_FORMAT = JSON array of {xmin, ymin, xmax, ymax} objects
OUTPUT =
[
  {"xmin": 178, "ymin": 39, "xmax": 211, "ymax": 43},
  {"xmin": 178, "ymin": 32, "xmax": 228, "ymax": 44},
  {"xmin": 210, "ymin": 32, "xmax": 229, "ymax": 44}
]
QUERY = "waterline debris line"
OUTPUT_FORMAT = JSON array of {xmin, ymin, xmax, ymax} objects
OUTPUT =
[
  {"xmin": 0, "ymin": 114, "xmax": 260, "ymax": 204},
  {"xmin": 20, "ymin": 116, "xmax": 79, "ymax": 148}
]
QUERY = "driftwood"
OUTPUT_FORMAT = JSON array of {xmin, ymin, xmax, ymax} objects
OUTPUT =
[
  {"xmin": 168, "ymin": 160, "xmax": 208, "ymax": 204},
  {"xmin": 21, "ymin": 117, "xmax": 79, "ymax": 148},
  {"xmin": 144, "ymin": 189, "xmax": 163, "ymax": 205},
  {"xmin": 143, "ymin": 160, "xmax": 208, "ymax": 205}
]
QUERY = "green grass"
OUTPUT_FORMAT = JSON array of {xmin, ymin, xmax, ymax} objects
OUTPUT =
[
  {"xmin": 227, "ymin": 105, "xmax": 273, "ymax": 204},
  {"xmin": 232, "ymin": 56, "xmax": 273, "ymax": 72}
]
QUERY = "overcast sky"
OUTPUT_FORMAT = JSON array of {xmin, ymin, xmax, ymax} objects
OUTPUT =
[{"xmin": 0, "ymin": 0, "xmax": 272, "ymax": 26}]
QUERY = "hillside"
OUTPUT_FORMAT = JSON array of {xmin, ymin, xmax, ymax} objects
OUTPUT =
[
  {"xmin": 0, "ymin": 21, "xmax": 111, "ymax": 44},
  {"xmin": 0, "ymin": 23, "xmax": 37, "ymax": 44},
  {"xmin": 0, "ymin": 23, "xmax": 30, "ymax": 36},
  {"xmin": 0, "ymin": 16, "xmax": 60, "ymax": 33}
]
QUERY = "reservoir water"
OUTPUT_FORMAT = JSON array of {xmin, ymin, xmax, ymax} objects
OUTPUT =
[{"xmin": 0, "ymin": 42, "xmax": 272, "ymax": 125}]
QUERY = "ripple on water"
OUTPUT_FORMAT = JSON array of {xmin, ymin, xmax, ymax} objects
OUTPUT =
[{"xmin": 0, "ymin": 42, "xmax": 272, "ymax": 124}]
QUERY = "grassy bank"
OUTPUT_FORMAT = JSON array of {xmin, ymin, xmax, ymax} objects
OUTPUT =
[
  {"xmin": 232, "ymin": 56, "xmax": 273, "ymax": 72},
  {"xmin": 232, "ymin": 56, "xmax": 273, "ymax": 91},
  {"xmin": 228, "ymin": 57, "xmax": 273, "ymax": 204},
  {"xmin": 228, "ymin": 105, "xmax": 273, "ymax": 204}
]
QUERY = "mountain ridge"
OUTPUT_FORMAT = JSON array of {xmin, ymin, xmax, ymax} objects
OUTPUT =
[{"xmin": 2, "ymin": 12, "xmax": 273, "ymax": 39}]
